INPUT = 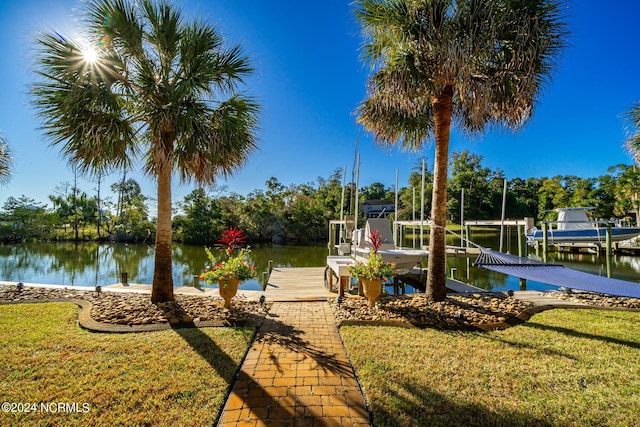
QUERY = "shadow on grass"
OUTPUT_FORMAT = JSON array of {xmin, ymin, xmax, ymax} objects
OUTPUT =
[
  {"xmin": 522, "ymin": 321, "xmax": 640, "ymax": 349},
  {"xmin": 170, "ymin": 325, "xmax": 243, "ymax": 382},
  {"xmin": 369, "ymin": 378, "xmax": 556, "ymax": 427},
  {"xmin": 474, "ymin": 331, "xmax": 579, "ymax": 360}
]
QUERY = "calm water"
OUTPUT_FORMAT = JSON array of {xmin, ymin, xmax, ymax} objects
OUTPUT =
[
  {"xmin": 1, "ymin": 230, "xmax": 639, "ymax": 292},
  {"xmin": 402, "ymin": 228, "xmax": 640, "ymax": 292},
  {"xmin": 0, "ymin": 243, "xmax": 328, "ymax": 291}
]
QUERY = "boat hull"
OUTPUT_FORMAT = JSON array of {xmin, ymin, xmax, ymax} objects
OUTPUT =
[
  {"xmin": 353, "ymin": 248, "xmax": 426, "ymax": 274},
  {"xmin": 526, "ymin": 227, "xmax": 640, "ymax": 244}
]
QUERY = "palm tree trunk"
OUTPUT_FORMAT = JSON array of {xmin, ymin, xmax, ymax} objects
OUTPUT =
[
  {"xmin": 426, "ymin": 85, "xmax": 454, "ymax": 302},
  {"xmin": 151, "ymin": 165, "xmax": 174, "ymax": 303}
]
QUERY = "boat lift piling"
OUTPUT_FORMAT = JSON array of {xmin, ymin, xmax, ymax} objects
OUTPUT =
[{"xmin": 537, "ymin": 218, "xmax": 615, "ymax": 278}]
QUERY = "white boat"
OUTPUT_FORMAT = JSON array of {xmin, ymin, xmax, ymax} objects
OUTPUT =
[
  {"xmin": 526, "ymin": 207, "xmax": 640, "ymax": 244},
  {"xmin": 352, "ymin": 218, "xmax": 428, "ymax": 274}
]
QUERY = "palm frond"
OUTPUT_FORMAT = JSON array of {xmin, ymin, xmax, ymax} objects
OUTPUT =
[
  {"xmin": 0, "ymin": 133, "xmax": 13, "ymax": 186},
  {"xmin": 173, "ymin": 94, "xmax": 260, "ymax": 184},
  {"xmin": 355, "ymin": 0, "xmax": 567, "ymax": 140},
  {"xmin": 31, "ymin": 31, "xmax": 136, "ymax": 174},
  {"xmin": 624, "ymin": 102, "xmax": 640, "ymax": 164}
]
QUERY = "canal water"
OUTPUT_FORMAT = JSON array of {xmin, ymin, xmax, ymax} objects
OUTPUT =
[{"xmin": 1, "ymin": 230, "xmax": 639, "ymax": 292}]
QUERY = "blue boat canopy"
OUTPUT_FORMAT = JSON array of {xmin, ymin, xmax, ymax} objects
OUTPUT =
[{"xmin": 475, "ymin": 249, "xmax": 640, "ymax": 299}]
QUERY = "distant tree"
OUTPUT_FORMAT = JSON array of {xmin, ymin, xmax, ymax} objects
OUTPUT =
[
  {"xmin": 537, "ymin": 177, "xmax": 570, "ymax": 220},
  {"xmin": 509, "ymin": 177, "xmax": 542, "ymax": 219},
  {"xmin": 614, "ymin": 166, "xmax": 640, "ymax": 225},
  {"xmin": 0, "ymin": 196, "xmax": 50, "ymax": 242},
  {"xmin": 244, "ymin": 178, "xmax": 287, "ymax": 242},
  {"xmin": 109, "ymin": 179, "xmax": 151, "ymax": 241},
  {"xmin": 360, "ymin": 182, "xmax": 387, "ymax": 201},
  {"xmin": 31, "ymin": 0, "xmax": 259, "ymax": 303},
  {"xmin": 447, "ymin": 151, "xmax": 500, "ymax": 221},
  {"xmin": 178, "ymin": 188, "xmax": 221, "ymax": 244},
  {"xmin": 398, "ymin": 159, "xmax": 433, "ymax": 221},
  {"xmin": 314, "ymin": 168, "xmax": 345, "ymax": 219},
  {"xmin": 283, "ymin": 193, "xmax": 325, "ymax": 242},
  {"xmin": 355, "ymin": 0, "xmax": 567, "ymax": 301},
  {"xmin": 0, "ymin": 133, "xmax": 13, "ymax": 186}
]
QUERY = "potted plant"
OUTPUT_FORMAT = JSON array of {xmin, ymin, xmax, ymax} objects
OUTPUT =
[
  {"xmin": 347, "ymin": 230, "xmax": 396, "ymax": 307},
  {"xmin": 199, "ymin": 227, "xmax": 256, "ymax": 309}
]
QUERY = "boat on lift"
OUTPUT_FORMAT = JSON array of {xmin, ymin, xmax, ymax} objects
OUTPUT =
[
  {"xmin": 526, "ymin": 207, "xmax": 640, "ymax": 244},
  {"xmin": 352, "ymin": 218, "xmax": 428, "ymax": 274}
]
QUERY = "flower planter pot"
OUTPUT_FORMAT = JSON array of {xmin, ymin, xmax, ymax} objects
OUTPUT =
[
  {"xmin": 218, "ymin": 277, "xmax": 240, "ymax": 309},
  {"xmin": 361, "ymin": 278, "xmax": 382, "ymax": 307}
]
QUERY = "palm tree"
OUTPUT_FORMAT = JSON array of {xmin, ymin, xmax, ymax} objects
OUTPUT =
[
  {"xmin": 0, "ymin": 133, "xmax": 12, "ymax": 187},
  {"xmin": 31, "ymin": 0, "xmax": 260, "ymax": 302},
  {"xmin": 624, "ymin": 102, "xmax": 640, "ymax": 163},
  {"xmin": 355, "ymin": 0, "xmax": 566, "ymax": 301}
]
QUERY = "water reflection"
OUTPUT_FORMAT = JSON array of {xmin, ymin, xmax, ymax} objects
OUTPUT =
[
  {"xmin": 1, "ymin": 234, "xmax": 639, "ymax": 292},
  {"xmin": 0, "ymin": 243, "xmax": 328, "ymax": 290},
  {"xmin": 402, "ymin": 229, "xmax": 640, "ymax": 291}
]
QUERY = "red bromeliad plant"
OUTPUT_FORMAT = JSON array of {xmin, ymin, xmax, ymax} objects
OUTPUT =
[
  {"xmin": 367, "ymin": 229, "xmax": 385, "ymax": 254},
  {"xmin": 200, "ymin": 228, "xmax": 255, "ymax": 284},
  {"xmin": 348, "ymin": 230, "xmax": 396, "ymax": 281},
  {"xmin": 217, "ymin": 227, "xmax": 247, "ymax": 256}
]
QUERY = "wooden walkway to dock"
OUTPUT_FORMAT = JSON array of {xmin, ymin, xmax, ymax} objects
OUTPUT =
[
  {"xmin": 104, "ymin": 267, "xmax": 334, "ymax": 301},
  {"xmin": 263, "ymin": 267, "xmax": 334, "ymax": 300}
]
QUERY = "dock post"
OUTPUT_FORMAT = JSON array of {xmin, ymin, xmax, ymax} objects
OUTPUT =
[
  {"xmin": 519, "ymin": 278, "xmax": 527, "ymax": 290},
  {"xmin": 517, "ymin": 225, "xmax": 524, "ymax": 258},
  {"xmin": 542, "ymin": 222, "xmax": 549, "ymax": 263},
  {"xmin": 262, "ymin": 271, "xmax": 269, "ymax": 290},
  {"xmin": 465, "ymin": 224, "xmax": 471, "ymax": 248},
  {"xmin": 606, "ymin": 224, "xmax": 612, "ymax": 278},
  {"xmin": 328, "ymin": 225, "xmax": 335, "ymax": 253},
  {"xmin": 268, "ymin": 260, "xmax": 274, "ymax": 273}
]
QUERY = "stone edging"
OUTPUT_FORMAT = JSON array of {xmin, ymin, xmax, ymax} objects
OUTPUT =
[
  {"xmin": 4, "ymin": 295, "xmax": 639, "ymax": 333},
  {"xmin": 1, "ymin": 298, "xmax": 263, "ymax": 333},
  {"xmin": 335, "ymin": 302, "xmax": 640, "ymax": 332}
]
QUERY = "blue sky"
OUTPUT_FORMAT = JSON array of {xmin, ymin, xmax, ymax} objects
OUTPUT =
[{"xmin": 1, "ymin": 0, "xmax": 640, "ymax": 213}]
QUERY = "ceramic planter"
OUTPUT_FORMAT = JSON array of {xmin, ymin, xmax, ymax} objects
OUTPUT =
[
  {"xmin": 218, "ymin": 277, "xmax": 240, "ymax": 309},
  {"xmin": 361, "ymin": 278, "xmax": 382, "ymax": 307}
]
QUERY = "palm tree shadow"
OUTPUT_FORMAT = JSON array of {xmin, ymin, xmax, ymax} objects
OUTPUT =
[
  {"xmin": 256, "ymin": 316, "xmax": 353, "ymax": 376},
  {"xmin": 155, "ymin": 301, "xmax": 255, "ymax": 381},
  {"xmin": 371, "ymin": 378, "xmax": 558, "ymax": 427},
  {"xmin": 523, "ymin": 321, "xmax": 640, "ymax": 349},
  {"xmin": 170, "ymin": 325, "xmax": 242, "ymax": 381}
]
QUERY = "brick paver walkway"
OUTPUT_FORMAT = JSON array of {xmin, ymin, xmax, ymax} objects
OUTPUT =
[{"xmin": 217, "ymin": 301, "xmax": 371, "ymax": 426}]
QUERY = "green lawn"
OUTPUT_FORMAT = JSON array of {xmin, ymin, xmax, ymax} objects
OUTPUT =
[
  {"xmin": 341, "ymin": 309, "xmax": 640, "ymax": 427},
  {"xmin": 0, "ymin": 302, "xmax": 254, "ymax": 426}
]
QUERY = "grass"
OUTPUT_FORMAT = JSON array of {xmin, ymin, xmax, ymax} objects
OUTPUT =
[
  {"xmin": 341, "ymin": 309, "xmax": 640, "ymax": 427},
  {"xmin": 0, "ymin": 302, "xmax": 254, "ymax": 426}
]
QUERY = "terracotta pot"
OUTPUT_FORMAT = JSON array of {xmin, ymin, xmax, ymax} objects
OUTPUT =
[
  {"xmin": 361, "ymin": 278, "xmax": 382, "ymax": 307},
  {"xmin": 218, "ymin": 277, "xmax": 240, "ymax": 309}
]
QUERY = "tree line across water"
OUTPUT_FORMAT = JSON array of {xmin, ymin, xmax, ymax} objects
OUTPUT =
[{"xmin": 2, "ymin": 150, "xmax": 639, "ymax": 245}]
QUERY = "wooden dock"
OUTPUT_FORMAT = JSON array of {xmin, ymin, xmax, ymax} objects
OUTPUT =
[
  {"xmin": 104, "ymin": 267, "xmax": 332, "ymax": 301},
  {"xmin": 104, "ymin": 267, "xmax": 487, "ymax": 301},
  {"xmin": 264, "ymin": 267, "xmax": 334, "ymax": 300}
]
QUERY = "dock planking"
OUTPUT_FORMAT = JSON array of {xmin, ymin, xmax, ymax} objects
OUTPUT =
[
  {"xmin": 264, "ymin": 267, "xmax": 334, "ymax": 300},
  {"xmin": 104, "ymin": 267, "xmax": 487, "ymax": 301}
]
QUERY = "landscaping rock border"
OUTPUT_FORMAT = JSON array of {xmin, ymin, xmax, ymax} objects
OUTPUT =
[
  {"xmin": 0, "ymin": 285, "xmax": 269, "ymax": 332},
  {"xmin": 330, "ymin": 293, "xmax": 536, "ymax": 331},
  {"xmin": 3, "ymin": 284, "xmax": 640, "ymax": 333}
]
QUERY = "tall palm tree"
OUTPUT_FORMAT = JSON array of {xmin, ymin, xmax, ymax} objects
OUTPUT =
[
  {"xmin": 0, "ymin": 133, "xmax": 12, "ymax": 187},
  {"xmin": 31, "ymin": 0, "xmax": 260, "ymax": 302},
  {"xmin": 355, "ymin": 0, "xmax": 566, "ymax": 301}
]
